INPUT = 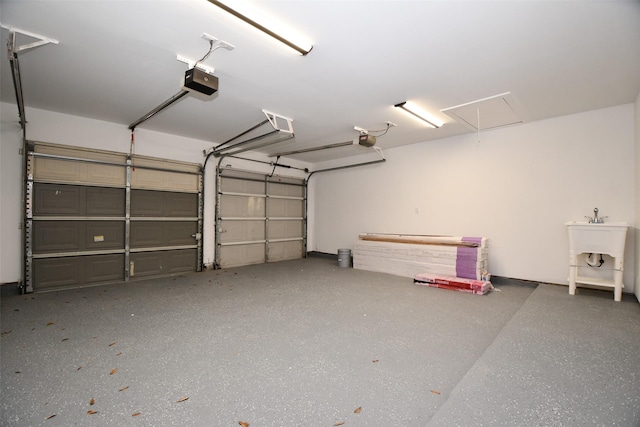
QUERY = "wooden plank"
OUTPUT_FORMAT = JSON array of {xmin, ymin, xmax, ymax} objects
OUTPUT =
[{"xmin": 359, "ymin": 233, "xmax": 479, "ymax": 247}]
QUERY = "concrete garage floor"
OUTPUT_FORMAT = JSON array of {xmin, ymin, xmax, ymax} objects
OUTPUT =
[{"xmin": 1, "ymin": 257, "xmax": 639, "ymax": 426}]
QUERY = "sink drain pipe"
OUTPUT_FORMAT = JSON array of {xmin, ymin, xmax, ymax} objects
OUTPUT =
[{"xmin": 586, "ymin": 253, "xmax": 604, "ymax": 267}]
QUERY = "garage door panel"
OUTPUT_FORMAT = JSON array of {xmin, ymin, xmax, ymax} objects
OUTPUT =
[
  {"xmin": 219, "ymin": 244, "xmax": 265, "ymax": 268},
  {"xmin": 220, "ymin": 195, "xmax": 265, "ymax": 217},
  {"xmin": 33, "ymin": 221, "xmax": 124, "ymax": 253},
  {"xmin": 33, "ymin": 254, "xmax": 124, "ymax": 289},
  {"xmin": 267, "ymin": 220, "xmax": 303, "ymax": 240},
  {"xmin": 130, "ymin": 249, "xmax": 196, "ymax": 278},
  {"xmin": 130, "ymin": 190, "xmax": 164, "ymax": 217},
  {"xmin": 131, "ymin": 169, "xmax": 199, "ymax": 193},
  {"xmin": 269, "ymin": 182, "xmax": 304, "ymax": 198},
  {"xmin": 268, "ymin": 199, "xmax": 304, "ymax": 217},
  {"xmin": 129, "ymin": 252, "xmax": 162, "ymax": 277},
  {"xmin": 130, "ymin": 222, "xmax": 197, "ymax": 248},
  {"xmin": 34, "ymin": 184, "xmax": 81, "ymax": 216},
  {"xmin": 165, "ymin": 222, "xmax": 198, "ymax": 245},
  {"xmin": 34, "ymin": 157, "xmax": 83, "ymax": 183},
  {"xmin": 220, "ymin": 220, "xmax": 265, "ymax": 243},
  {"xmin": 86, "ymin": 187, "xmax": 125, "ymax": 216},
  {"xmin": 34, "ymin": 184, "xmax": 125, "ymax": 217},
  {"xmin": 165, "ymin": 193, "xmax": 198, "ymax": 217},
  {"xmin": 221, "ymin": 176, "xmax": 265, "ymax": 194},
  {"xmin": 33, "ymin": 222, "xmax": 81, "ymax": 253},
  {"xmin": 130, "ymin": 222, "xmax": 163, "ymax": 247},
  {"xmin": 85, "ymin": 222, "xmax": 125, "ymax": 250},
  {"xmin": 131, "ymin": 190, "xmax": 198, "ymax": 217},
  {"xmin": 165, "ymin": 249, "xmax": 198, "ymax": 274},
  {"xmin": 34, "ymin": 158, "xmax": 125, "ymax": 187},
  {"xmin": 131, "ymin": 166, "xmax": 199, "ymax": 193},
  {"xmin": 268, "ymin": 241, "xmax": 304, "ymax": 262},
  {"xmin": 33, "ymin": 258, "xmax": 80, "ymax": 288},
  {"xmin": 85, "ymin": 255, "xmax": 125, "ymax": 283}
]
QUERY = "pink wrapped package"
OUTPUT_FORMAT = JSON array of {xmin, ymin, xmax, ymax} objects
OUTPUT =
[{"xmin": 414, "ymin": 272, "xmax": 493, "ymax": 295}]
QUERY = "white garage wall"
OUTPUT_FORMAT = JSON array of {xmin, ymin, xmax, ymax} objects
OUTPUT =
[
  {"xmin": 0, "ymin": 102, "xmax": 310, "ymax": 284},
  {"xmin": 0, "ymin": 107, "xmax": 24, "ymax": 284},
  {"xmin": 310, "ymin": 104, "xmax": 636, "ymax": 292},
  {"xmin": 635, "ymin": 92, "xmax": 640, "ymax": 301}
]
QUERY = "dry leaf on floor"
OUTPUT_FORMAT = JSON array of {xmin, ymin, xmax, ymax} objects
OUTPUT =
[
  {"xmin": 177, "ymin": 396, "xmax": 189, "ymax": 402},
  {"xmin": 333, "ymin": 422, "xmax": 345, "ymax": 426},
  {"xmin": 45, "ymin": 414, "xmax": 56, "ymax": 420},
  {"xmin": 430, "ymin": 390, "xmax": 441, "ymax": 395},
  {"xmin": 89, "ymin": 398, "xmax": 95, "ymax": 405},
  {"xmin": 354, "ymin": 406, "xmax": 362, "ymax": 414},
  {"xmin": 132, "ymin": 412, "xmax": 141, "ymax": 417},
  {"xmin": 61, "ymin": 338, "xmax": 69, "ymax": 342},
  {"xmin": 110, "ymin": 368, "xmax": 117, "ymax": 375},
  {"xmin": 77, "ymin": 366, "xmax": 82, "ymax": 371},
  {"xmin": 238, "ymin": 422, "xmax": 249, "ymax": 427},
  {"xmin": 119, "ymin": 386, "xmax": 129, "ymax": 392},
  {"xmin": 116, "ymin": 352, "xmax": 122, "ymax": 356},
  {"xmin": 109, "ymin": 342, "xmax": 116, "ymax": 347},
  {"xmin": 47, "ymin": 322, "xmax": 55, "ymax": 326},
  {"xmin": 372, "ymin": 359, "xmax": 379, "ymax": 363},
  {"xmin": 87, "ymin": 410, "xmax": 98, "ymax": 415}
]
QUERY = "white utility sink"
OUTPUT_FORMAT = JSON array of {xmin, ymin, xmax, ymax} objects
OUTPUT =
[{"xmin": 565, "ymin": 221, "xmax": 628, "ymax": 301}]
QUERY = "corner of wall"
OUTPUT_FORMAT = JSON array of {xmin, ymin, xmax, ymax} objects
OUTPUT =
[{"xmin": 635, "ymin": 92, "xmax": 640, "ymax": 302}]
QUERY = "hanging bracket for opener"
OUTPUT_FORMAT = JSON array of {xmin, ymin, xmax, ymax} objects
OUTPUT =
[
  {"xmin": 206, "ymin": 110, "xmax": 295, "ymax": 158},
  {"xmin": 2, "ymin": 25, "xmax": 59, "ymax": 54},
  {"xmin": 262, "ymin": 109, "xmax": 294, "ymax": 134},
  {"xmin": 2, "ymin": 25, "xmax": 59, "ymax": 129},
  {"xmin": 176, "ymin": 34, "xmax": 235, "ymax": 75}
]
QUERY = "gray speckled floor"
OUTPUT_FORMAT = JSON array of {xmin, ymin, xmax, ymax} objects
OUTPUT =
[{"xmin": 1, "ymin": 257, "xmax": 639, "ymax": 426}]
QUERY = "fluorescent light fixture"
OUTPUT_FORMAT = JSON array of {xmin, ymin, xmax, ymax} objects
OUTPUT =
[
  {"xmin": 394, "ymin": 101, "xmax": 443, "ymax": 128},
  {"xmin": 207, "ymin": 0, "xmax": 313, "ymax": 55}
]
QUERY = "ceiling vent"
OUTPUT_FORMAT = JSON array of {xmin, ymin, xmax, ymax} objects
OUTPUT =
[{"xmin": 441, "ymin": 92, "xmax": 525, "ymax": 132}]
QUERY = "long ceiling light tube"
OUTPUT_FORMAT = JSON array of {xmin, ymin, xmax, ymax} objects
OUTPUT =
[
  {"xmin": 207, "ymin": 0, "xmax": 312, "ymax": 55},
  {"xmin": 394, "ymin": 101, "xmax": 442, "ymax": 129}
]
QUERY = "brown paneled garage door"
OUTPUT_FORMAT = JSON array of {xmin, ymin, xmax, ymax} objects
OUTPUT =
[{"xmin": 25, "ymin": 141, "xmax": 202, "ymax": 292}]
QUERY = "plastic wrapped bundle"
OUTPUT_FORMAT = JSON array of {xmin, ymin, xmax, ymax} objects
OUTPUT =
[{"xmin": 414, "ymin": 272, "xmax": 493, "ymax": 295}]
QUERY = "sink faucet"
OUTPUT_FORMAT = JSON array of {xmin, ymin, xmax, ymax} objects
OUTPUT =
[{"xmin": 585, "ymin": 207, "xmax": 608, "ymax": 224}]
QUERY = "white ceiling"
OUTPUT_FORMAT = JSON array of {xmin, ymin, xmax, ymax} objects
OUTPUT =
[{"xmin": 1, "ymin": 0, "xmax": 639, "ymax": 164}]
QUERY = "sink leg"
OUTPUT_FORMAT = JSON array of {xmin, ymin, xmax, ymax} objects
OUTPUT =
[
  {"xmin": 568, "ymin": 254, "xmax": 577, "ymax": 296},
  {"xmin": 613, "ymin": 257, "xmax": 623, "ymax": 302}
]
